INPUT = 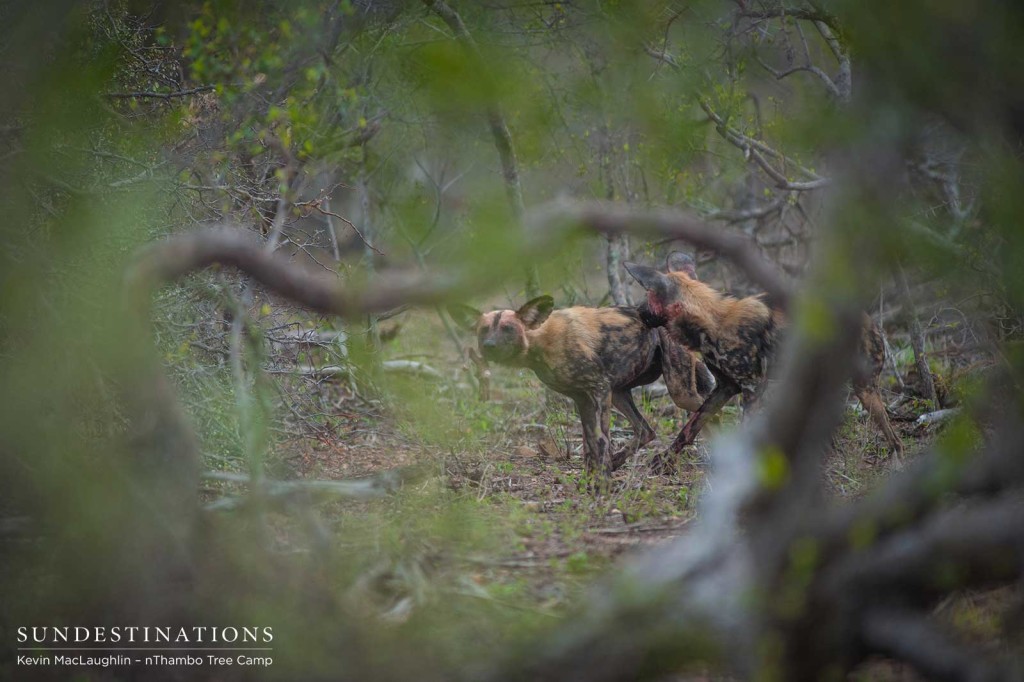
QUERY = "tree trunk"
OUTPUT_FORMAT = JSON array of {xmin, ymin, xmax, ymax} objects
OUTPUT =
[
  {"xmin": 358, "ymin": 141, "xmax": 381, "ymax": 350},
  {"xmin": 423, "ymin": 0, "xmax": 540, "ymax": 298},
  {"xmin": 601, "ymin": 123, "xmax": 631, "ymax": 306}
]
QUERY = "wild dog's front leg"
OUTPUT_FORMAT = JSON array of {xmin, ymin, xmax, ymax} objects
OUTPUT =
[
  {"xmin": 610, "ymin": 389, "xmax": 655, "ymax": 471},
  {"xmin": 572, "ymin": 392, "xmax": 614, "ymax": 484},
  {"xmin": 651, "ymin": 380, "xmax": 740, "ymax": 473}
]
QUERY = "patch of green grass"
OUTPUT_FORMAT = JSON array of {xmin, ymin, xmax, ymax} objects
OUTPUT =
[
  {"xmin": 564, "ymin": 551, "xmax": 594, "ymax": 575},
  {"xmin": 494, "ymin": 460, "xmax": 516, "ymax": 475}
]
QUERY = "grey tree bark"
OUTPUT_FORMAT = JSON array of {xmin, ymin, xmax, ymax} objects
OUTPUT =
[{"xmin": 422, "ymin": 0, "xmax": 540, "ymax": 298}]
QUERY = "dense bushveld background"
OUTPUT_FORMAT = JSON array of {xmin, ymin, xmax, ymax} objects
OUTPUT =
[{"xmin": 3, "ymin": 1, "xmax": 1024, "ymax": 680}]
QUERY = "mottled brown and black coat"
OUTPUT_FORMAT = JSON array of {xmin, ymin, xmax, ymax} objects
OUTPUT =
[
  {"xmin": 451, "ymin": 296, "xmax": 713, "ymax": 480},
  {"xmin": 626, "ymin": 253, "xmax": 903, "ymax": 460}
]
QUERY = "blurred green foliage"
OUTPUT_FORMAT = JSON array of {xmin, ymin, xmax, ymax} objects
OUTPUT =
[{"xmin": 3, "ymin": 0, "xmax": 1024, "ymax": 679}]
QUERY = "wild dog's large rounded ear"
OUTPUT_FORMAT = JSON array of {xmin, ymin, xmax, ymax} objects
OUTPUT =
[
  {"xmin": 624, "ymin": 262, "xmax": 673, "ymax": 298},
  {"xmin": 666, "ymin": 251, "xmax": 698, "ymax": 280},
  {"xmin": 446, "ymin": 304, "xmax": 483, "ymax": 331},
  {"xmin": 515, "ymin": 295, "xmax": 554, "ymax": 329}
]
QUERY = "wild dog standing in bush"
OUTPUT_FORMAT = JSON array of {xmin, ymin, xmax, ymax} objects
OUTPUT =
[
  {"xmin": 625, "ymin": 253, "xmax": 903, "ymax": 464},
  {"xmin": 449, "ymin": 296, "xmax": 714, "ymax": 481}
]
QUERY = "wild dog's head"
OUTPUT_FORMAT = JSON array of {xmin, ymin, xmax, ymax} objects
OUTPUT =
[
  {"xmin": 624, "ymin": 252, "xmax": 697, "ymax": 327},
  {"xmin": 448, "ymin": 295, "xmax": 555, "ymax": 364}
]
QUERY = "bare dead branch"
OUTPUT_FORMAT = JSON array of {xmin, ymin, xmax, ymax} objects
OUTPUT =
[
  {"xmin": 753, "ymin": 52, "xmax": 841, "ymax": 99},
  {"xmin": 915, "ymin": 408, "xmax": 960, "ymax": 426},
  {"xmin": 296, "ymin": 195, "xmax": 383, "ymax": 255},
  {"xmin": 700, "ymin": 99, "xmax": 830, "ymax": 190},
  {"xmin": 642, "ymin": 48, "xmax": 831, "ymax": 186},
  {"xmin": 284, "ymin": 360, "xmax": 444, "ymax": 380}
]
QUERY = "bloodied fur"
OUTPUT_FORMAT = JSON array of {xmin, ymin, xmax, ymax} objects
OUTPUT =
[
  {"xmin": 625, "ymin": 253, "xmax": 904, "ymax": 463},
  {"xmin": 449, "ymin": 296, "xmax": 714, "ymax": 482}
]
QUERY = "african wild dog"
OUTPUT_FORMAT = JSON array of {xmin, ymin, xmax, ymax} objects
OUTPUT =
[
  {"xmin": 449, "ymin": 296, "xmax": 714, "ymax": 481},
  {"xmin": 625, "ymin": 252, "xmax": 904, "ymax": 464}
]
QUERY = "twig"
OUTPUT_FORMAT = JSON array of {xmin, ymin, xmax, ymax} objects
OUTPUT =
[
  {"xmin": 296, "ymin": 195, "xmax": 384, "ymax": 255},
  {"xmin": 699, "ymin": 98, "xmax": 829, "ymax": 190},
  {"xmin": 105, "ymin": 85, "xmax": 216, "ymax": 100},
  {"xmin": 704, "ymin": 194, "xmax": 787, "ymax": 223},
  {"xmin": 202, "ymin": 466, "xmax": 426, "ymax": 510},
  {"xmin": 753, "ymin": 52, "xmax": 840, "ymax": 99}
]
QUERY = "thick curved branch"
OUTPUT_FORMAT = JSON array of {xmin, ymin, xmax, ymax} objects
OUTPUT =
[
  {"xmin": 861, "ymin": 607, "xmax": 1018, "ymax": 682},
  {"xmin": 813, "ymin": 20, "xmax": 851, "ymax": 101},
  {"xmin": 528, "ymin": 199, "xmax": 793, "ymax": 308},
  {"xmin": 817, "ymin": 418, "xmax": 1024, "ymax": 564},
  {"xmin": 737, "ymin": 5, "xmax": 840, "ymax": 32},
  {"xmin": 124, "ymin": 228, "xmax": 463, "ymax": 318},
  {"xmin": 826, "ymin": 493, "xmax": 1024, "ymax": 604},
  {"xmin": 130, "ymin": 208, "xmax": 786, "ymax": 321}
]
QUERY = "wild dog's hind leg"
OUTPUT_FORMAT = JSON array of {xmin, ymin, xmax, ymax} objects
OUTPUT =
[
  {"xmin": 658, "ymin": 328, "xmax": 709, "ymax": 412},
  {"xmin": 853, "ymin": 381, "xmax": 904, "ymax": 459},
  {"xmin": 740, "ymin": 385, "xmax": 766, "ymax": 421},
  {"xmin": 651, "ymin": 379, "xmax": 740, "ymax": 473},
  {"xmin": 610, "ymin": 389, "xmax": 656, "ymax": 471}
]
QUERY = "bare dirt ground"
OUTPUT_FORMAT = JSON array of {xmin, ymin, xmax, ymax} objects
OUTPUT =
[
  {"xmin": 275, "ymin": 312, "xmax": 926, "ymax": 600},
  {"xmin": 197, "ymin": 309, "xmax": 1015, "ymax": 680}
]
